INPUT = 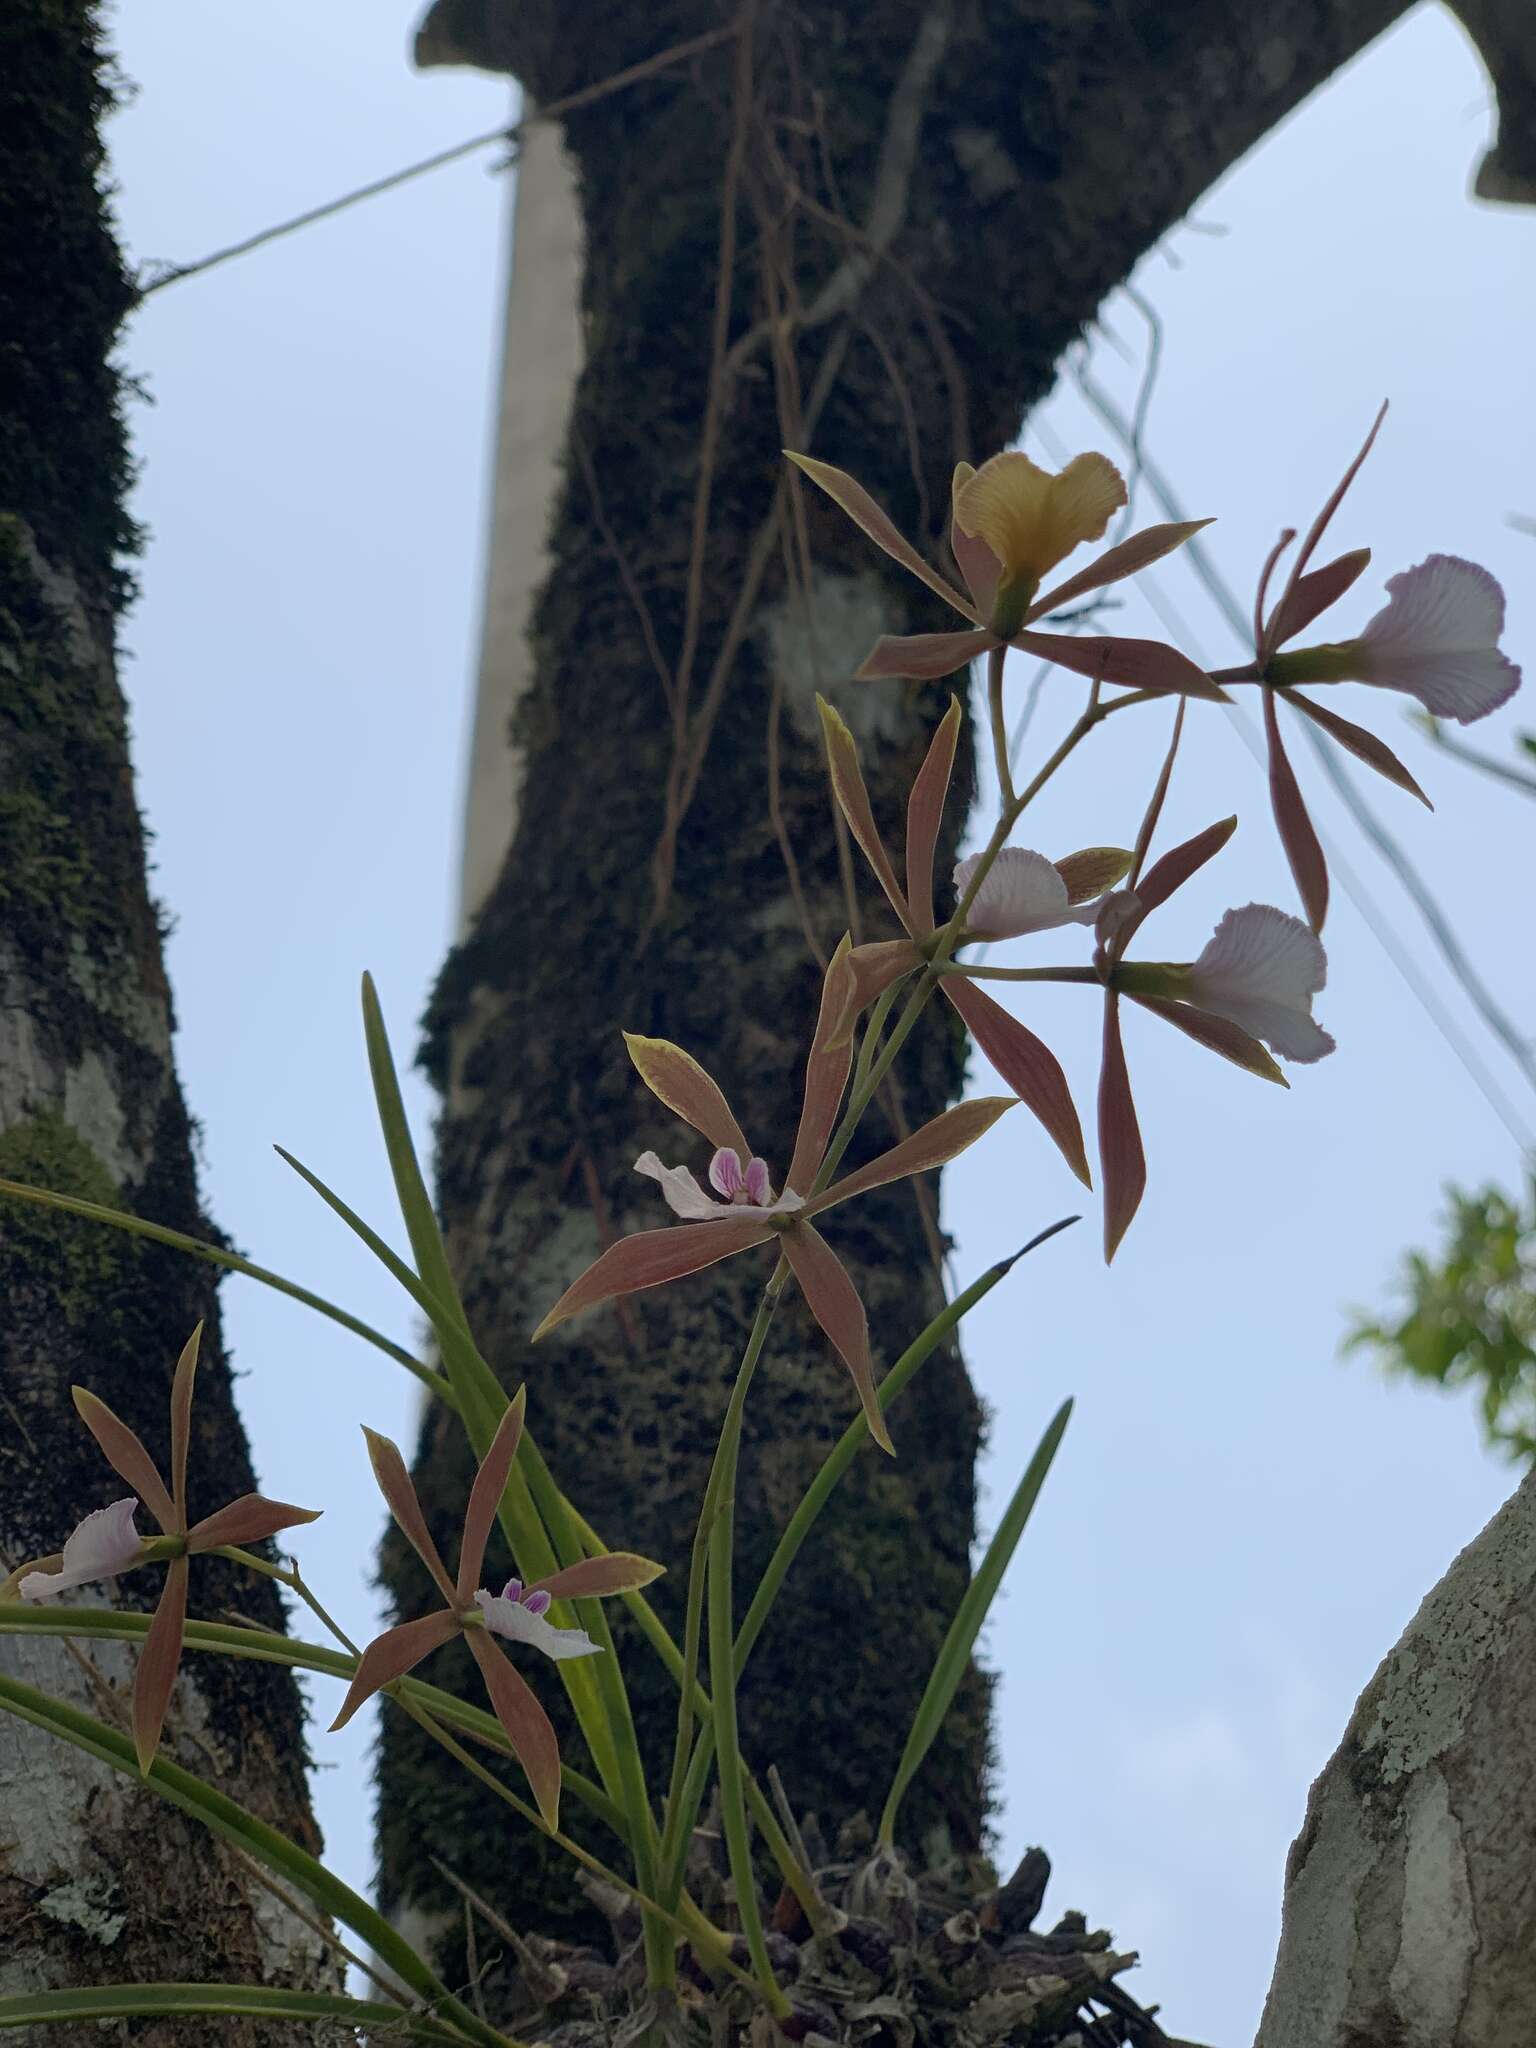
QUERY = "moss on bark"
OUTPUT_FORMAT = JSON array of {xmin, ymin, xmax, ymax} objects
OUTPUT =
[{"xmin": 0, "ymin": 8, "xmax": 327, "ymax": 2036}]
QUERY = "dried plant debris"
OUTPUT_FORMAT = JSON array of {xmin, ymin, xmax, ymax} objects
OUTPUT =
[{"xmin": 442, "ymin": 1816, "xmax": 1211, "ymax": 2048}]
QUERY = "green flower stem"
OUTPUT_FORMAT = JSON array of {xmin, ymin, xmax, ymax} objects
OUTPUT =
[
  {"xmin": 987, "ymin": 642, "xmax": 1016, "ymax": 806},
  {"xmin": 706, "ymin": 1274, "xmax": 793, "ymax": 2017},
  {"xmin": 941, "ymin": 964, "xmax": 1101, "ymax": 985},
  {"xmin": 209, "ymin": 1545, "xmax": 359, "ymax": 1653},
  {"xmin": 731, "ymin": 1240, "xmax": 1052, "ymax": 1683}
]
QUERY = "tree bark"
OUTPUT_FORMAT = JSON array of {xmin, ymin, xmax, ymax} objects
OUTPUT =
[
  {"xmin": 1256, "ymin": 1468, "xmax": 1536, "ymax": 2048},
  {"xmin": 0, "ymin": 9, "xmax": 330, "ymax": 2039},
  {"xmin": 390, "ymin": 0, "xmax": 1425, "ymax": 1965}
]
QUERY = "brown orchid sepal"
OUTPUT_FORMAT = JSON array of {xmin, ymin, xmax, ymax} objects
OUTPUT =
[
  {"xmin": 532, "ymin": 981, "xmax": 1013, "ymax": 1454},
  {"xmin": 329, "ymin": 1391, "xmax": 663, "ymax": 1830},
  {"xmin": 8, "ymin": 1323, "xmax": 320, "ymax": 1771},
  {"xmin": 818, "ymin": 694, "xmax": 1093, "ymax": 1186}
]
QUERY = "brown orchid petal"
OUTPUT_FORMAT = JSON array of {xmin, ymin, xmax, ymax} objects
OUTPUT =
[
  {"xmin": 621, "ymin": 1034, "xmax": 753, "ymax": 1160},
  {"xmin": 816, "ymin": 697, "xmax": 913, "ymax": 928},
  {"xmin": 950, "ymin": 470, "xmax": 1002, "ymax": 616},
  {"xmin": 1053, "ymin": 846, "xmax": 1133, "ymax": 905},
  {"xmin": 1029, "ymin": 518, "xmax": 1215, "ymax": 620},
  {"xmin": 362, "ymin": 1428, "xmax": 458, "ymax": 1606},
  {"xmin": 1128, "ymin": 701, "xmax": 1187, "ymax": 895},
  {"xmin": 133, "ymin": 1554, "xmax": 188, "ymax": 1773},
  {"xmin": 1126, "ymin": 995, "xmax": 1287, "ymax": 1084},
  {"xmin": 527, "ymin": 1553, "xmax": 665, "ymax": 1603},
  {"xmin": 1282, "ymin": 403, "xmax": 1386, "ymax": 607},
  {"xmin": 167, "ymin": 1323, "xmax": 201, "ymax": 1528},
  {"xmin": 785, "ymin": 452, "xmax": 979, "ymax": 622},
  {"xmin": 457, "ymin": 1390, "xmax": 528, "ymax": 1602},
  {"xmin": 848, "ymin": 940, "xmax": 922, "ymax": 1017},
  {"xmin": 855, "ymin": 630, "xmax": 991, "ymax": 682},
  {"xmin": 1263, "ymin": 691, "xmax": 1330, "ymax": 932},
  {"xmin": 905, "ymin": 696, "xmax": 963, "ymax": 934},
  {"xmin": 781, "ymin": 1223, "xmax": 893, "ymax": 1455},
  {"xmin": 187, "ymin": 1493, "xmax": 322, "ymax": 1552},
  {"xmin": 466, "ymin": 1628, "xmax": 564, "ymax": 1830},
  {"xmin": 329, "ymin": 1609, "xmax": 460, "ymax": 1732},
  {"xmin": 1134, "ymin": 816, "xmax": 1237, "ymax": 918},
  {"xmin": 72, "ymin": 1388, "xmax": 176, "ymax": 1535},
  {"xmin": 942, "ymin": 978, "xmax": 1092, "ymax": 1188},
  {"xmin": 1266, "ymin": 547, "xmax": 1372, "ymax": 649},
  {"xmin": 1282, "ymin": 688, "xmax": 1432, "ymax": 806},
  {"xmin": 1253, "ymin": 527, "xmax": 1298, "ymax": 656},
  {"xmin": 808, "ymin": 1094, "xmax": 1014, "ymax": 1217},
  {"xmin": 532, "ymin": 1217, "xmax": 776, "ymax": 1340},
  {"xmin": 1013, "ymin": 630, "xmax": 1227, "ymax": 702},
  {"xmin": 1098, "ymin": 995, "xmax": 1146, "ymax": 1264},
  {"xmin": 788, "ymin": 940, "xmax": 858, "ymax": 1195}
]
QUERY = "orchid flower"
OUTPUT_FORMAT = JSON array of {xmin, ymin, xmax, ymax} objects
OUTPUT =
[
  {"xmin": 785, "ymin": 446, "xmax": 1225, "ymax": 701},
  {"xmin": 329, "ymin": 1391, "xmax": 662, "ymax": 1829},
  {"xmin": 1239, "ymin": 407, "xmax": 1522, "ymax": 930},
  {"xmin": 532, "ymin": 946, "xmax": 1013, "ymax": 1453},
  {"xmin": 2, "ymin": 1323, "xmax": 320, "ymax": 1771},
  {"xmin": 1066, "ymin": 713, "xmax": 1334, "ymax": 1258},
  {"xmin": 817, "ymin": 693, "xmax": 1123, "ymax": 1188}
]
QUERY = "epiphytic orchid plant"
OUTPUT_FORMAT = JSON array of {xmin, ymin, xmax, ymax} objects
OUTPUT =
[{"xmin": 0, "ymin": 409, "xmax": 1522, "ymax": 2043}]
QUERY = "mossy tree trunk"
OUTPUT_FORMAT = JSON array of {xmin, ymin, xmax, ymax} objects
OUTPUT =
[
  {"xmin": 0, "ymin": 9, "xmax": 330, "ymax": 2039},
  {"xmin": 384, "ymin": 0, "xmax": 1416, "ymax": 1964}
]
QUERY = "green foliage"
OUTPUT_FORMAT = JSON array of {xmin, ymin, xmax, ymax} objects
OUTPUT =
[{"xmin": 1347, "ymin": 1178, "xmax": 1536, "ymax": 1461}]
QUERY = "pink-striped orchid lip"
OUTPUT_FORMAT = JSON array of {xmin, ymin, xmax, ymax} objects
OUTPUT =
[
  {"xmin": 473, "ymin": 1584, "xmax": 600, "ymax": 1662},
  {"xmin": 634, "ymin": 1148, "xmax": 805, "ymax": 1221}
]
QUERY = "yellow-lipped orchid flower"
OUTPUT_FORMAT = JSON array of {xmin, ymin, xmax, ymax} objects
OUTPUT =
[
  {"xmin": 951, "ymin": 451, "xmax": 1128, "ymax": 636},
  {"xmin": 784, "ymin": 447, "xmax": 1223, "ymax": 701}
]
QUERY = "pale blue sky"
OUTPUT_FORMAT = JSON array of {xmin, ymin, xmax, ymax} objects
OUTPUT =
[{"xmin": 105, "ymin": 6, "xmax": 1533, "ymax": 2040}]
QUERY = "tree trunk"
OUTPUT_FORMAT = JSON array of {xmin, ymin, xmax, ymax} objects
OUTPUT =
[
  {"xmin": 389, "ymin": 0, "xmax": 1420, "ymax": 1963},
  {"xmin": 1256, "ymin": 1468, "xmax": 1536, "ymax": 2048},
  {"xmin": 0, "ymin": 9, "xmax": 329, "ymax": 2038}
]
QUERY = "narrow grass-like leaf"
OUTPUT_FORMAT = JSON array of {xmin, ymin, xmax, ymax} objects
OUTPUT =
[
  {"xmin": 360, "ymin": 972, "xmax": 474, "ymax": 1345},
  {"xmin": 877, "ymin": 1397, "xmax": 1073, "ymax": 1846},
  {"xmin": 0, "ymin": 1984, "xmax": 468, "ymax": 2040},
  {"xmin": 0, "ymin": 1176, "xmax": 449, "ymax": 1404},
  {"xmin": 0, "ymin": 1676, "xmax": 509, "ymax": 2048},
  {"xmin": 735, "ymin": 1226, "xmax": 1075, "ymax": 1680}
]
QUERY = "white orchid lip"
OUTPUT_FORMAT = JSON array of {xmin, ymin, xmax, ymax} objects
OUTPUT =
[
  {"xmin": 1183, "ymin": 904, "xmax": 1335, "ymax": 1064},
  {"xmin": 1268, "ymin": 555, "xmax": 1521, "ymax": 724},
  {"xmin": 18, "ymin": 1498, "xmax": 143, "ymax": 1602},
  {"xmin": 473, "ymin": 1587, "xmax": 601, "ymax": 1661},
  {"xmin": 953, "ymin": 848, "xmax": 1102, "ymax": 939},
  {"xmin": 635, "ymin": 1148, "xmax": 804, "ymax": 1220}
]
